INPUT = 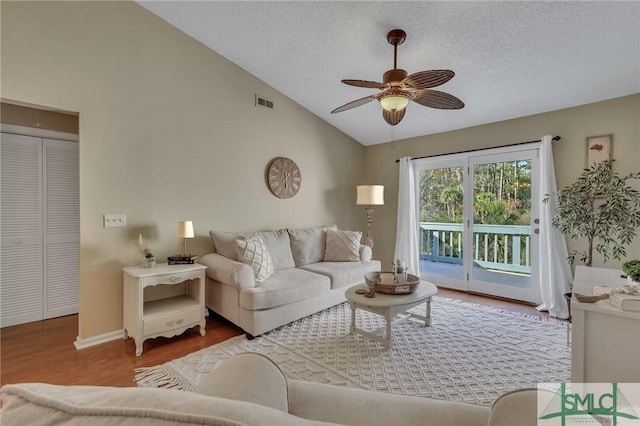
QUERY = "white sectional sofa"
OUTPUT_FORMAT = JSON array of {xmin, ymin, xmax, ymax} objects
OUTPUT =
[
  {"xmin": 0, "ymin": 353, "xmax": 540, "ymax": 426},
  {"xmin": 199, "ymin": 226, "xmax": 381, "ymax": 337}
]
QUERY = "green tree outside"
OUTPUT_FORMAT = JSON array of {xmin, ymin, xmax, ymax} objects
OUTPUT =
[
  {"xmin": 419, "ymin": 160, "xmax": 532, "ymax": 225},
  {"xmin": 419, "ymin": 160, "xmax": 533, "ymax": 267}
]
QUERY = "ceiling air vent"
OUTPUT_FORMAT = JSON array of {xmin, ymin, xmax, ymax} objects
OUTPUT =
[{"xmin": 255, "ymin": 95, "xmax": 274, "ymax": 109}]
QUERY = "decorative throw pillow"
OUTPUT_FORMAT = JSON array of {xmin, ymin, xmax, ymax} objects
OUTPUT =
[
  {"xmin": 210, "ymin": 230, "xmax": 247, "ymax": 261},
  {"xmin": 324, "ymin": 230, "xmax": 362, "ymax": 262},
  {"xmin": 235, "ymin": 235, "xmax": 274, "ymax": 283},
  {"xmin": 256, "ymin": 229, "xmax": 295, "ymax": 271},
  {"xmin": 288, "ymin": 225, "xmax": 337, "ymax": 266}
]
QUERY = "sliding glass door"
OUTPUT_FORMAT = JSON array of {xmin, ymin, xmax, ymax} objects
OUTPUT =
[
  {"xmin": 467, "ymin": 150, "xmax": 539, "ymax": 302},
  {"xmin": 416, "ymin": 156, "xmax": 466, "ymax": 289},
  {"xmin": 415, "ymin": 144, "xmax": 541, "ymax": 303}
]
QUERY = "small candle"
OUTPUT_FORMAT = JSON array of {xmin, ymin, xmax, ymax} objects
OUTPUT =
[{"xmin": 380, "ymin": 273, "xmax": 394, "ymax": 284}]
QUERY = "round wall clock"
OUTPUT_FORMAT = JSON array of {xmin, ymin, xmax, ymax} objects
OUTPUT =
[{"xmin": 267, "ymin": 157, "xmax": 301, "ymax": 199}]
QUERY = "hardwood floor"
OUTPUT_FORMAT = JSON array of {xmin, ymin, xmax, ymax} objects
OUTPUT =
[
  {"xmin": 0, "ymin": 288, "xmax": 557, "ymax": 388},
  {"xmin": 0, "ymin": 314, "xmax": 242, "ymax": 388}
]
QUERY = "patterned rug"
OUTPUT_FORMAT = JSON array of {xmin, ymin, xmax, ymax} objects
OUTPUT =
[{"xmin": 135, "ymin": 297, "xmax": 571, "ymax": 406}]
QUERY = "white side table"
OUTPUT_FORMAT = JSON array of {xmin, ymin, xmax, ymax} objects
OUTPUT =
[
  {"xmin": 345, "ymin": 281, "xmax": 438, "ymax": 349},
  {"xmin": 571, "ymin": 266, "xmax": 640, "ymax": 382},
  {"xmin": 123, "ymin": 263, "xmax": 207, "ymax": 356}
]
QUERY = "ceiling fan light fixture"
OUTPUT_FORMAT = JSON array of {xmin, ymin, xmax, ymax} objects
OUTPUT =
[
  {"xmin": 331, "ymin": 28, "xmax": 463, "ymax": 124},
  {"xmin": 380, "ymin": 92, "xmax": 410, "ymax": 112}
]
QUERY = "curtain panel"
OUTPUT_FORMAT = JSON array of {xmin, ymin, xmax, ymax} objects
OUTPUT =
[
  {"xmin": 537, "ymin": 135, "xmax": 572, "ymax": 318},
  {"xmin": 394, "ymin": 157, "xmax": 420, "ymax": 277}
]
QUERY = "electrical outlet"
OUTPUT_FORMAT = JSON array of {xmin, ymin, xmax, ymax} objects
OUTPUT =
[{"xmin": 103, "ymin": 214, "xmax": 127, "ymax": 228}]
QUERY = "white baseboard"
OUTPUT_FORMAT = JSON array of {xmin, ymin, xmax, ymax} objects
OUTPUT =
[{"xmin": 74, "ymin": 329, "xmax": 124, "ymax": 350}]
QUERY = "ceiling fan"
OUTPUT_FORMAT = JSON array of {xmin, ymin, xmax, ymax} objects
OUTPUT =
[{"xmin": 331, "ymin": 29, "xmax": 464, "ymax": 126}]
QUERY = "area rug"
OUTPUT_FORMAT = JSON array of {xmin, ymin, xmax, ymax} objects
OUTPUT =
[{"xmin": 135, "ymin": 297, "xmax": 571, "ymax": 406}]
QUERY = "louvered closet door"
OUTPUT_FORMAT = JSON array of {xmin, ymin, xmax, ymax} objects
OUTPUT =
[
  {"xmin": 1, "ymin": 133, "xmax": 44, "ymax": 327},
  {"xmin": 43, "ymin": 138, "xmax": 79, "ymax": 319}
]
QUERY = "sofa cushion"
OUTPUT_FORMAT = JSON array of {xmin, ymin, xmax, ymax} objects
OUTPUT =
[
  {"xmin": 324, "ymin": 230, "xmax": 361, "ymax": 262},
  {"xmin": 239, "ymin": 268, "xmax": 330, "ymax": 310},
  {"xmin": 288, "ymin": 379, "xmax": 490, "ymax": 426},
  {"xmin": 235, "ymin": 235, "xmax": 274, "ymax": 283},
  {"xmin": 487, "ymin": 388, "xmax": 539, "ymax": 426},
  {"xmin": 210, "ymin": 230, "xmax": 247, "ymax": 261},
  {"xmin": 288, "ymin": 225, "xmax": 337, "ymax": 266},
  {"xmin": 299, "ymin": 260, "xmax": 381, "ymax": 289},
  {"xmin": 0, "ymin": 383, "xmax": 337, "ymax": 426},
  {"xmin": 194, "ymin": 353, "xmax": 289, "ymax": 413},
  {"xmin": 257, "ymin": 229, "xmax": 296, "ymax": 271}
]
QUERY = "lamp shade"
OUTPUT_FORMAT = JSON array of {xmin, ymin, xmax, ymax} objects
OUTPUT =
[
  {"xmin": 176, "ymin": 221, "xmax": 194, "ymax": 238},
  {"xmin": 380, "ymin": 93, "xmax": 410, "ymax": 112},
  {"xmin": 356, "ymin": 185, "xmax": 384, "ymax": 206}
]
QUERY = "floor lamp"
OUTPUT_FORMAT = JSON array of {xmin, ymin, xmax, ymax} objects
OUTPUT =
[{"xmin": 356, "ymin": 185, "xmax": 384, "ymax": 251}]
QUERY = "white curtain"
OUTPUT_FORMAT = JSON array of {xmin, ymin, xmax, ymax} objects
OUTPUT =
[
  {"xmin": 394, "ymin": 157, "xmax": 420, "ymax": 277},
  {"xmin": 537, "ymin": 135, "xmax": 572, "ymax": 319}
]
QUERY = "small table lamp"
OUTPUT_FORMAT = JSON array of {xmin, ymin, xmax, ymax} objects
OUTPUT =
[
  {"xmin": 176, "ymin": 221, "xmax": 194, "ymax": 257},
  {"xmin": 356, "ymin": 185, "xmax": 384, "ymax": 250}
]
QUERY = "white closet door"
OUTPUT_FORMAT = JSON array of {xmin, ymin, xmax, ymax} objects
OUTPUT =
[
  {"xmin": 43, "ymin": 138, "xmax": 79, "ymax": 319},
  {"xmin": 1, "ymin": 133, "xmax": 44, "ymax": 327}
]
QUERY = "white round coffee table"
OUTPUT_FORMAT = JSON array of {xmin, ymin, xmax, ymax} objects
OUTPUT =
[{"xmin": 345, "ymin": 281, "xmax": 438, "ymax": 349}]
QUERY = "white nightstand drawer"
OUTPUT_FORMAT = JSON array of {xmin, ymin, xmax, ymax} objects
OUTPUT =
[
  {"xmin": 141, "ymin": 269, "xmax": 202, "ymax": 288},
  {"xmin": 144, "ymin": 301, "xmax": 202, "ymax": 336}
]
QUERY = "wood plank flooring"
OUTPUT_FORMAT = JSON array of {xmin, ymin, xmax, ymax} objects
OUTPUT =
[{"xmin": 0, "ymin": 288, "xmax": 558, "ymax": 388}]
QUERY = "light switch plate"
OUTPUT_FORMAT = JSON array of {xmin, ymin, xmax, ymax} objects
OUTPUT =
[{"xmin": 103, "ymin": 214, "xmax": 126, "ymax": 228}]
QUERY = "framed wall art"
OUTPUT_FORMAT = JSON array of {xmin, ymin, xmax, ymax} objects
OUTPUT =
[{"xmin": 586, "ymin": 134, "xmax": 612, "ymax": 167}]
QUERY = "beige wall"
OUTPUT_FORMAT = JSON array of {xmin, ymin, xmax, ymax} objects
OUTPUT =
[
  {"xmin": 365, "ymin": 94, "xmax": 640, "ymax": 270},
  {"xmin": 1, "ymin": 1, "xmax": 365, "ymax": 339}
]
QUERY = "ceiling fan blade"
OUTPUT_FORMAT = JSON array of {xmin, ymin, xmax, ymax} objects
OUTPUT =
[
  {"xmin": 382, "ymin": 108, "xmax": 406, "ymax": 126},
  {"xmin": 342, "ymin": 79, "xmax": 387, "ymax": 89},
  {"xmin": 413, "ymin": 90, "xmax": 465, "ymax": 109},
  {"xmin": 331, "ymin": 95, "xmax": 377, "ymax": 114},
  {"xmin": 402, "ymin": 70, "xmax": 455, "ymax": 89}
]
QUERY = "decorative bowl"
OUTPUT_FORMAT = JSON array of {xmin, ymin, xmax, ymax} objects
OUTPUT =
[{"xmin": 364, "ymin": 271, "xmax": 420, "ymax": 295}]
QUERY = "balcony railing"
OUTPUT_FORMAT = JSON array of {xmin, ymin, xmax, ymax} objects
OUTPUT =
[{"xmin": 419, "ymin": 222, "xmax": 531, "ymax": 274}]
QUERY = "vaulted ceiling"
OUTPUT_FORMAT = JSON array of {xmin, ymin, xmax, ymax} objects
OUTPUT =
[{"xmin": 137, "ymin": 1, "xmax": 640, "ymax": 146}]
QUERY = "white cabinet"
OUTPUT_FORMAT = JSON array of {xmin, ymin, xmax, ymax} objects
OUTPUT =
[
  {"xmin": 1, "ymin": 130, "xmax": 79, "ymax": 327},
  {"xmin": 123, "ymin": 263, "xmax": 207, "ymax": 356},
  {"xmin": 571, "ymin": 266, "xmax": 640, "ymax": 382}
]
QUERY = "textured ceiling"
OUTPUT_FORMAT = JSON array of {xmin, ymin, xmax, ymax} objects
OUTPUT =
[{"xmin": 137, "ymin": 1, "xmax": 640, "ymax": 146}]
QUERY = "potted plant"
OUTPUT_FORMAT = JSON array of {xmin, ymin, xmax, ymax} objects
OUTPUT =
[
  {"xmin": 550, "ymin": 160, "xmax": 640, "ymax": 267},
  {"xmin": 145, "ymin": 252, "xmax": 156, "ymax": 268},
  {"xmin": 622, "ymin": 260, "xmax": 640, "ymax": 286},
  {"xmin": 138, "ymin": 234, "xmax": 156, "ymax": 268},
  {"xmin": 548, "ymin": 160, "xmax": 640, "ymax": 311}
]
